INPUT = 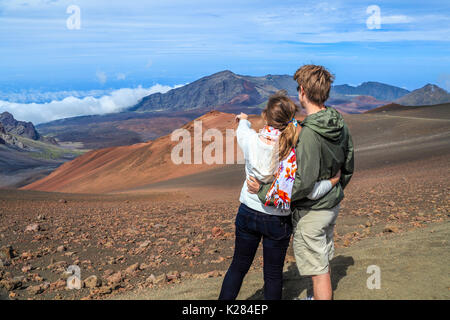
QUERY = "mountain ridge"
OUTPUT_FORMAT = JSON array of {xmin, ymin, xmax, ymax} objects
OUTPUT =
[
  {"xmin": 128, "ymin": 70, "xmax": 409, "ymax": 113},
  {"xmin": 395, "ymin": 84, "xmax": 450, "ymax": 106},
  {"xmin": 0, "ymin": 111, "xmax": 40, "ymax": 140}
]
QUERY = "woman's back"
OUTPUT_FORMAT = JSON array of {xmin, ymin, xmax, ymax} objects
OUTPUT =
[{"xmin": 237, "ymin": 119, "xmax": 291, "ymax": 216}]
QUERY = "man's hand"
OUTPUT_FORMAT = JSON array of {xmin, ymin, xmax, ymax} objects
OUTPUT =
[
  {"xmin": 236, "ymin": 112, "xmax": 248, "ymax": 122},
  {"xmin": 247, "ymin": 176, "xmax": 261, "ymax": 194},
  {"xmin": 330, "ymin": 170, "xmax": 341, "ymax": 187}
]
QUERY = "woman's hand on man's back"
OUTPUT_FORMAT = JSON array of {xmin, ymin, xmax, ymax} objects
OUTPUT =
[
  {"xmin": 247, "ymin": 176, "xmax": 261, "ymax": 194},
  {"xmin": 330, "ymin": 170, "xmax": 341, "ymax": 187}
]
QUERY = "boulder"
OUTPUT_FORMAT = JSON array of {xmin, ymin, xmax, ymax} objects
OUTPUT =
[{"xmin": 84, "ymin": 275, "xmax": 101, "ymax": 289}]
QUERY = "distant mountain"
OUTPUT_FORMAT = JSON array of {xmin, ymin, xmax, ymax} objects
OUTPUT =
[
  {"xmin": 35, "ymin": 70, "xmax": 420, "ymax": 148},
  {"xmin": 0, "ymin": 111, "xmax": 40, "ymax": 140},
  {"xmin": 128, "ymin": 70, "xmax": 297, "ymax": 112},
  {"xmin": 394, "ymin": 84, "xmax": 450, "ymax": 106},
  {"xmin": 0, "ymin": 123, "xmax": 5, "ymax": 144},
  {"xmin": 331, "ymin": 82, "xmax": 410, "ymax": 101}
]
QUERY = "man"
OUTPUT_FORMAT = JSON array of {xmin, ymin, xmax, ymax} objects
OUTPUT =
[{"xmin": 247, "ymin": 64, "xmax": 354, "ymax": 300}]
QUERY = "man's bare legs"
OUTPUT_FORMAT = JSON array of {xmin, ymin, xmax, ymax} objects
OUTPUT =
[{"xmin": 311, "ymin": 270, "xmax": 332, "ymax": 300}]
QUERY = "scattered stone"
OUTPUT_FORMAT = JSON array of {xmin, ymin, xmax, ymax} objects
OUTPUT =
[
  {"xmin": 59, "ymin": 199, "xmax": 67, "ymax": 204},
  {"xmin": 166, "ymin": 270, "xmax": 180, "ymax": 282},
  {"xmin": 211, "ymin": 226, "xmax": 224, "ymax": 237},
  {"xmin": 0, "ymin": 278, "xmax": 22, "ymax": 291},
  {"xmin": 146, "ymin": 274, "xmax": 156, "ymax": 284},
  {"xmin": 383, "ymin": 225, "xmax": 399, "ymax": 233},
  {"xmin": 211, "ymin": 256, "xmax": 225, "ymax": 263},
  {"xmin": 57, "ymin": 245, "xmax": 66, "ymax": 253},
  {"xmin": 0, "ymin": 245, "xmax": 13, "ymax": 260},
  {"xmin": 84, "ymin": 275, "xmax": 101, "ymax": 289},
  {"xmin": 50, "ymin": 279, "xmax": 66, "ymax": 290},
  {"xmin": 27, "ymin": 282, "xmax": 49, "ymax": 295},
  {"xmin": 25, "ymin": 223, "xmax": 40, "ymax": 233},
  {"xmin": 125, "ymin": 263, "xmax": 140, "ymax": 275},
  {"xmin": 103, "ymin": 269, "xmax": 114, "ymax": 277},
  {"xmin": 21, "ymin": 265, "xmax": 32, "ymax": 273},
  {"xmin": 139, "ymin": 240, "xmax": 151, "ymax": 248},
  {"xmin": 97, "ymin": 285, "xmax": 112, "ymax": 295},
  {"xmin": 106, "ymin": 271, "xmax": 123, "ymax": 287},
  {"xmin": 154, "ymin": 273, "xmax": 167, "ymax": 284},
  {"xmin": 140, "ymin": 263, "xmax": 151, "ymax": 270},
  {"xmin": 47, "ymin": 260, "xmax": 68, "ymax": 272}
]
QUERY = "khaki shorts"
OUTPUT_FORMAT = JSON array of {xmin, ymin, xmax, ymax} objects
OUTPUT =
[{"xmin": 292, "ymin": 204, "xmax": 340, "ymax": 276}]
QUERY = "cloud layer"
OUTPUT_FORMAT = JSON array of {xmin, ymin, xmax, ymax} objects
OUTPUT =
[{"xmin": 0, "ymin": 84, "xmax": 183, "ymax": 124}]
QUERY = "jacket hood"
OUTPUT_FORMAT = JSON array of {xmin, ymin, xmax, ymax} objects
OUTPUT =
[{"xmin": 301, "ymin": 107, "xmax": 344, "ymax": 142}]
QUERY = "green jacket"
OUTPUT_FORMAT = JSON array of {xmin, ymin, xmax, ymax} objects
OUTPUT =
[{"xmin": 258, "ymin": 107, "xmax": 354, "ymax": 210}]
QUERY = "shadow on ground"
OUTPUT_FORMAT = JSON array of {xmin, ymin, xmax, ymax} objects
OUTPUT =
[{"xmin": 247, "ymin": 255, "xmax": 355, "ymax": 300}]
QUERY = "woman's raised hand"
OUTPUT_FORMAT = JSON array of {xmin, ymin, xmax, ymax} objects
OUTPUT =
[{"xmin": 235, "ymin": 112, "xmax": 248, "ymax": 122}]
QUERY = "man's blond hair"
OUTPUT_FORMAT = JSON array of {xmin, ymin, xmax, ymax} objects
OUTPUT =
[{"xmin": 294, "ymin": 65, "xmax": 335, "ymax": 106}]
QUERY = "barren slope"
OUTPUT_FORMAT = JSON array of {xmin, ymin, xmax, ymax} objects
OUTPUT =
[{"xmin": 21, "ymin": 112, "xmax": 256, "ymax": 193}]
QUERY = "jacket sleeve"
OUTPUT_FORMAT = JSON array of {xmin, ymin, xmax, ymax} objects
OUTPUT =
[
  {"xmin": 290, "ymin": 127, "xmax": 321, "ymax": 202},
  {"xmin": 340, "ymin": 124, "xmax": 354, "ymax": 189},
  {"xmin": 257, "ymin": 181, "xmax": 272, "ymax": 204},
  {"xmin": 307, "ymin": 180, "xmax": 332, "ymax": 200},
  {"xmin": 236, "ymin": 119, "xmax": 253, "ymax": 152}
]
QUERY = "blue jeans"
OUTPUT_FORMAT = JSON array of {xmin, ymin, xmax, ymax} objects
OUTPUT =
[{"xmin": 219, "ymin": 203, "xmax": 292, "ymax": 300}]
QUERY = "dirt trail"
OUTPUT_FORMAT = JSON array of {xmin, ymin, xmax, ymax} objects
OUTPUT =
[{"xmin": 112, "ymin": 222, "xmax": 449, "ymax": 300}]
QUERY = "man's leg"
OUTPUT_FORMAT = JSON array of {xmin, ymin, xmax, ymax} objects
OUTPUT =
[
  {"xmin": 292, "ymin": 205, "xmax": 339, "ymax": 300},
  {"xmin": 313, "ymin": 209, "xmax": 338, "ymax": 300},
  {"xmin": 311, "ymin": 271, "xmax": 332, "ymax": 300}
]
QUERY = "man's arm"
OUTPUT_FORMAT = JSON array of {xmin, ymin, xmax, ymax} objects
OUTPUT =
[
  {"xmin": 256, "ymin": 127, "xmax": 321, "ymax": 204},
  {"xmin": 340, "ymin": 124, "xmax": 354, "ymax": 189}
]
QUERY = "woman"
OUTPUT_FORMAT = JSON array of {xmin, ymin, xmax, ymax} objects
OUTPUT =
[{"xmin": 219, "ymin": 91, "xmax": 341, "ymax": 300}]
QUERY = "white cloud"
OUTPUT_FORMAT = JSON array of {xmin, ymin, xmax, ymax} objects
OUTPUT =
[
  {"xmin": 381, "ymin": 15, "xmax": 414, "ymax": 24},
  {"xmin": 0, "ymin": 84, "xmax": 184, "ymax": 124},
  {"xmin": 96, "ymin": 71, "xmax": 107, "ymax": 84}
]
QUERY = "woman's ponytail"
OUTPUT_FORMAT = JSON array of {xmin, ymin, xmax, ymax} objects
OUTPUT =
[
  {"xmin": 262, "ymin": 90, "xmax": 300, "ymax": 165},
  {"xmin": 278, "ymin": 121, "xmax": 300, "ymax": 161}
]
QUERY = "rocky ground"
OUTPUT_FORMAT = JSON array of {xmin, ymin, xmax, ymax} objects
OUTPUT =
[{"xmin": 0, "ymin": 153, "xmax": 448, "ymax": 300}]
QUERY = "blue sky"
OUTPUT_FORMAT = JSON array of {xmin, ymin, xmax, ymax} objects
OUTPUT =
[{"xmin": 0, "ymin": 0, "xmax": 449, "ymax": 123}]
